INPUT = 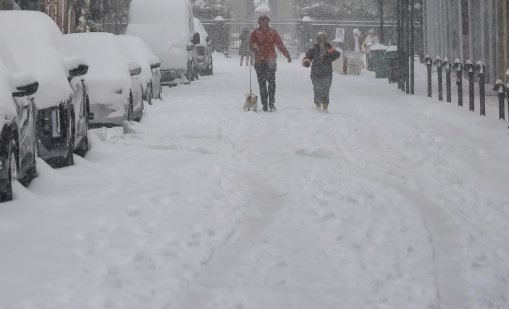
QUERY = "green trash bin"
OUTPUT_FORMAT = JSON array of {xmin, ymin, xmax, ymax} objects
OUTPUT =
[
  {"xmin": 385, "ymin": 46, "xmax": 399, "ymax": 83},
  {"xmin": 370, "ymin": 44, "xmax": 388, "ymax": 78}
]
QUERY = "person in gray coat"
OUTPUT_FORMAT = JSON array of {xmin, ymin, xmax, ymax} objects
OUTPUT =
[{"xmin": 302, "ymin": 30, "xmax": 341, "ymax": 112}]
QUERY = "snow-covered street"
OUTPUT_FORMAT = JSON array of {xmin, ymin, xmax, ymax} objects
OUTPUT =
[{"xmin": 1, "ymin": 54, "xmax": 509, "ymax": 309}]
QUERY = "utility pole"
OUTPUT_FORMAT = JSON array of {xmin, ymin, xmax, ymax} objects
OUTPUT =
[
  {"xmin": 410, "ymin": 0, "xmax": 415, "ymax": 94},
  {"xmin": 378, "ymin": 0, "xmax": 385, "ymax": 43}
]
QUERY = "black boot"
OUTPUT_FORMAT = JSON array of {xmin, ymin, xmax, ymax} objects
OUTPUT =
[
  {"xmin": 262, "ymin": 104, "xmax": 268, "ymax": 112},
  {"xmin": 269, "ymin": 103, "xmax": 276, "ymax": 112}
]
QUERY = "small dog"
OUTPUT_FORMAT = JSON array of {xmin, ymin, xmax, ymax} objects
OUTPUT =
[{"xmin": 244, "ymin": 92, "xmax": 258, "ymax": 112}]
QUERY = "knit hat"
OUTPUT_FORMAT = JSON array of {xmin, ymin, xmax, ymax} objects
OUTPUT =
[
  {"xmin": 317, "ymin": 30, "xmax": 327, "ymax": 38},
  {"xmin": 258, "ymin": 14, "xmax": 270, "ymax": 23}
]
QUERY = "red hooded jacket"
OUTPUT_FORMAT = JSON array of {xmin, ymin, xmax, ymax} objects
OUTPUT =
[{"xmin": 249, "ymin": 27, "xmax": 291, "ymax": 64}]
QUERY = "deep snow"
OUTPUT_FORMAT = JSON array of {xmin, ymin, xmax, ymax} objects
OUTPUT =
[{"xmin": 1, "ymin": 54, "xmax": 508, "ymax": 309}]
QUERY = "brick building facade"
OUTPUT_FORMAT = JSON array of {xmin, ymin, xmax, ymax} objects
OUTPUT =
[{"xmin": 43, "ymin": 0, "xmax": 75, "ymax": 33}]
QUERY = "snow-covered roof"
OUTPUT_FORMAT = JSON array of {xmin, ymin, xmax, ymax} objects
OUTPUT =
[
  {"xmin": 370, "ymin": 44, "xmax": 388, "ymax": 51},
  {"xmin": 386, "ymin": 46, "xmax": 398, "ymax": 52},
  {"xmin": 255, "ymin": 3, "xmax": 271, "ymax": 13},
  {"xmin": 0, "ymin": 11, "xmax": 72, "ymax": 109},
  {"xmin": 255, "ymin": 0, "xmax": 271, "ymax": 13}
]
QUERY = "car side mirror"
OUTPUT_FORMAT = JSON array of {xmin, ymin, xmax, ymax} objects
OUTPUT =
[
  {"xmin": 65, "ymin": 56, "xmax": 88, "ymax": 78},
  {"xmin": 69, "ymin": 64, "xmax": 89, "ymax": 79},
  {"xmin": 148, "ymin": 55, "xmax": 161, "ymax": 69},
  {"xmin": 130, "ymin": 67, "xmax": 142, "ymax": 76},
  {"xmin": 126, "ymin": 61, "xmax": 142, "ymax": 76},
  {"xmin": 88, "ymin": 112, "xmax": 95, "ymax": 121},
  {"xmin": 11, "ymin": 73, "xmax": 39, "ymax": 97},
  {"xmin": 191, "ymin": 32, "xmax": 200, "ymax": 45},
  {"xmin": 39, "ymin": 112, "xmax": 52, "ymax": 133}
]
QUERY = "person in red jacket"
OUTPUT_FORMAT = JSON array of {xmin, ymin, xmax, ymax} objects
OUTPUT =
[{"xmin": 249, "ymin": 14, "xmax": 292, "ymax": 112}]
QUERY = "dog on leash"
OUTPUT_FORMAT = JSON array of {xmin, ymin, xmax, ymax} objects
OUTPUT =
[{"xmin": 244, "ymin": 92, "xmax": 258, "ymax": 112}]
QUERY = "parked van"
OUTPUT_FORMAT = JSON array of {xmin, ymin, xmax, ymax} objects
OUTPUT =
[
  {"xmin": 193, "ymin": 17, "xmax": 213, "ymax": 76},
  {"xmin": 126, "ymin": 0, "xmax": 200, "ymax": 86}
]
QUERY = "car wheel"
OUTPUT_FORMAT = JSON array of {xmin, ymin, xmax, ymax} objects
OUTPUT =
[
  {"xmin": 128, "ymin": 92, "xmax": 134, "ymax": 121},
  {"xmin": 65, "ymin": 141, "xmax": 74, "ymax": 166},
  {"xmin": 1, "ymin": 141, "xmax": 17, "ymax": 202},
  {"xmin": 135, "ymin": 97, "xmax": 143, "ymax": 122},
  {"xmin": 75, "ymin": 96, "xmax": 90, "ymax": 157},
  {"xmin": 208, "ymin": 58, "xmax": 213, "ymax": 75},
  {"xmin": 194, "ymin": 65, "xmax": 199, "ymax": 80},
  {"xmin": 19, "ymin": 150, "xmax": 36, "ymax": 187},
  {"xmin": 75, "ymin": 136, "xmax": 88, "ymax": 158},
  {"xmin": 64, "ymin": 111, "xmax": 75, "ymax": 167},
  {"xmin": 147, "ymin": 83, "xmax": 153, "ymax": 105}
]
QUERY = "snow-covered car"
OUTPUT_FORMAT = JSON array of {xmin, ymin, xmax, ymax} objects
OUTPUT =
[
  {"xmin": 193, "ymin": 17, "xmax": 213, "ymax": 76},
  {"xmin": 0, "ymin": 11, "xmax": 90, "ymax": 168},
  {"xmin": 116, "ymin": 35, "xmax": 162, "ymax": 104},
  {"xmin": 126, "ymin": 0, "xmax": 201, "ymax": 86},
  {"xmin": 62, "ymin": 33, "xmax": 144, "ymax": 127},
  {"xmin": 0, "ymin": 43, "xmax": 39, "ymax": 202}
]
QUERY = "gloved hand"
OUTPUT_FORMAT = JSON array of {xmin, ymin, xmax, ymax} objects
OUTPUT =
[
  {"xmin": 326, "ymin": 43, "xmax": 335, "ymax": 54},
  {"xmin": 302, "ymin": 57, "xmax": 311, "ymax": 68}
]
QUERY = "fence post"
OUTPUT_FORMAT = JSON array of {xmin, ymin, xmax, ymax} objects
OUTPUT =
[
  {"xmin": 424, "ymin": 55, "xmax": 432, "ymax": 98},
  {"xmin": 453, "ymin": 59, "xmax": 463, "ymax": 107},
  {"xmin": 493, "ymin": 80, "xmax": 506, "ymax": 120},
  {"xmin": 434, "ymin": 56, "xmax": 443, "ymax": 101},
  {"xmin": 506, "ymin": 70, "xmax": 509, "ymax": 123},
  {"xmin": 477, "ymin": 61, "xmax": 486, "ymax": 116},
  {"xmin": 465, "ymin": 60, "xmax": 475, "ymax": 112},
  {"xmin": 443, "ymin": 57, "xmax": 452, "ymax": 102}
]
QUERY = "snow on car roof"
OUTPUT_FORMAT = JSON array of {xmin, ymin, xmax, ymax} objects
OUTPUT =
[
  {"xmin": 116, "ymin": 35, "xmax": 157, "ymax": 85},
  {"xmin": 127, "ymin": 0, "xmax": 193, "ymax": 50},
  {"xmin": 0, "ymin": 56, "xmax": 16, "ymax": 126},
  {"xmin": 126, "ymin": 23, "xmax": 188, "ymax": 71},
  {"xmin": 128, "ymin": 0, "xmax": 192, "ymax": 27},
  {"xmin": 62, "ymin": 33, "xmax": 130, "ymax": 83},
  {"xmin": 0, "ymin": 11, "xmax": 72, "ymax": 109}
]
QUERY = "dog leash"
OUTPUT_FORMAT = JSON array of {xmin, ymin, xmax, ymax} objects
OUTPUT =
[{"xmin": 249, "ymin": 58, "xmax": 253, "ymax": 93}]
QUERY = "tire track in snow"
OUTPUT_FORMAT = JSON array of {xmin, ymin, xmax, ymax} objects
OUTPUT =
[
  {"xmin": 373, "ymin": 177, "xmax": 470, "ymax": 309},
  {"xmin": 171, "ymin": 171, "xmax": 287, "ymax": 309}
]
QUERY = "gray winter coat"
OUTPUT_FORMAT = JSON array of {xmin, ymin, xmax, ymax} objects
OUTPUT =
[{"xmin": 305, "ymin": 43, "xmax": 341, "ymax": 77}]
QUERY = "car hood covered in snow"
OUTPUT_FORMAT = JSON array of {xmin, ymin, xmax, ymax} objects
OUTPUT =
[
  {"xmin": 0, "ymin": 11, "xmax": 72, "ymax": 110},
  {"xmin": 62, "ymin": 33, "xmax": 132, "ymax": 104},
  {"xmin": 116, "ymin": 35, "xmax": 155, "ymax": 87}
]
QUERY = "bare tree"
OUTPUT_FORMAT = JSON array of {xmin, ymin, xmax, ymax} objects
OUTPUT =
[{"xmin": 0, "ymin": 0, "xmax": 14, "ymax": 10}]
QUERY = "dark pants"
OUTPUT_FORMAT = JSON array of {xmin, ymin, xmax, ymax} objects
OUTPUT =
[
  {"xmin": 311, "ymin": 74, "xmax": 333, "ymax": 104},
  {"xmin": 254, "ymin": 63, "xmax": 277, "ymax": 106}
]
